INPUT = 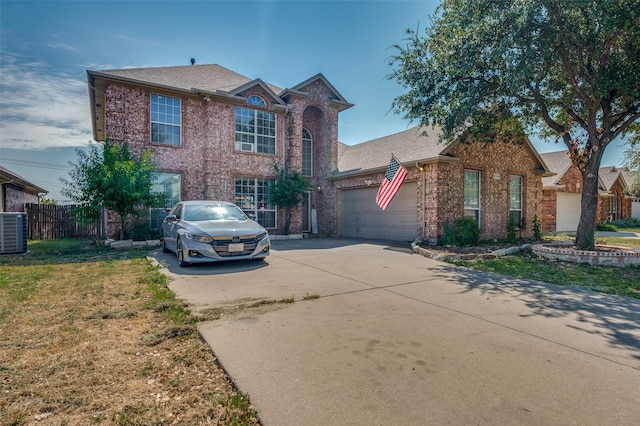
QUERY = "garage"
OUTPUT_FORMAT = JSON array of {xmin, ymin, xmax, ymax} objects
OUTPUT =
[
  {"xmin": 556, "ymin": 192, "xmax": 582, "ymax": 232},
  {"xmin": 337, "ymin": 182, "xmax": 418, "ymax": 242}
]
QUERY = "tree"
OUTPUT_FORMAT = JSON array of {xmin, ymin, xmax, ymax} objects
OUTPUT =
[
  {"xmin": 61, "ymin": 141, "xmax": 158, "ymax": 240},
  {"xmin": 387, "ymin": 0, "xmax": 640, "ymax": 249},
  {"xmin": 268, "ymin": 164, "xmax": 311, "ymax": 235}
]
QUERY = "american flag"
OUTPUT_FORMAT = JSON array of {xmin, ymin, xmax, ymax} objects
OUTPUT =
[{"xmin": 376, "ymin": 155, "xmax": 408, "ymax": 210}]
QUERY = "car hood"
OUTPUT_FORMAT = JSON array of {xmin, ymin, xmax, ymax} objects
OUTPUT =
[{"xmin": 185, "ymin": 219, "xmax": 267, "ymax": 237}]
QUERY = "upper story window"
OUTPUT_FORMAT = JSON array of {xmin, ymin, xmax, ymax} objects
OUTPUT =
[
  {"xmin": 509, "ymin": 175, "xmax": 523, "ymax": 227},
  {"xmin": 302, "ymin": 128, "xmax": 313, "ymax": 177},
  {"xmin": 235, "ymin": 96, "xmax": 276, "ymax": 154},
  {"xmin": 464, "ymin": 169, "xmax": 481, "ymax": 224},
  {"xmin": 151, "ymin": 94, "xmax": 181, "ymax": 146}
]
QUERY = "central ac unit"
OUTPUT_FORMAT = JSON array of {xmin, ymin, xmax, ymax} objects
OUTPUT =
[{"xmin": 0, "ymin": 212, "xmax": 28, "ymax": 254}]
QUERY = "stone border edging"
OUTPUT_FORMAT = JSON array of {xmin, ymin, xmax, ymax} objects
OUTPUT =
[
  {"xmin": 531, "ymin": 244, "xmax": 640, "ymax": 267},
  {"xmin": 411, "ymin": 240, "xmax": 530, "ymax": 262}
]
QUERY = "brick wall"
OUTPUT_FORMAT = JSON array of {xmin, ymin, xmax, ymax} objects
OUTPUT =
[
  {"xmin": 103, "ymin": 79, "xmax": 340, "ymax": 238},
  {"xmin": 332, "ymin": 139, "xmax": 544, "ymax": 243},
  {"xmin": 3, "ymin": 184, "xmax": 39, "ymax": 212}
]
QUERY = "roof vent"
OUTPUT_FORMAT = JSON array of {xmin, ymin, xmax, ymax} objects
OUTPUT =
[{"xmin": 190, "ymin": 58, "xmax": 195, "ymax": 65}]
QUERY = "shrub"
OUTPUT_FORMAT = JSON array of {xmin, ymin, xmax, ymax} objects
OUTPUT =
[
  {"xmin": 453, "ymin": 217, "xmax": 480, "ymax": 246},
  {"xmin": 596, "ymin": 222, "xmax": 617, "ymax": 232},
  {"xmin": 440, "ymin": 222, "xmax": 455, "ymax": 245},
  {"xmin": 611, "ymin": 218, "xmax": 640, "ymax": 228},
  {"xmin": 507, "ymin": 219, "xmax": 517, "ymax": 244},
  {"xmin": 532, "ymin": 214, "xmax": 542, "ymax": 240}
]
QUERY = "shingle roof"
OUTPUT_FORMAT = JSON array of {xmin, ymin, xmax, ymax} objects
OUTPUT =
[
  {"xmin": 96, "ymin": 64, "xmax": 284, "ymax": 96},
  {"xmin": 540, "ymin": 150, "xmax": 572, "ymax": 187},
  {"xmin": 0, "ymin": 165, "xmax": 48, "ymax": 194},
  {"xmin": 337, "ymin": 126, "xmax": 452, "ymax": 174}
]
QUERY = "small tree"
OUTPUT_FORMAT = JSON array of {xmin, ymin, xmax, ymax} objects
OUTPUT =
[
  {"xmin": 268, "ymin": 164, "xmax": 311, "ymax": 235},
  {"xmin": 61, "ymin": 141, "xmax": 158, "ymax": 240}
]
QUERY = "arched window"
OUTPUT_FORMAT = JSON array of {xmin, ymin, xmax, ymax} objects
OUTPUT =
[
  {"xmin": 247, "ymin": 95, "xmax": 266, "ymax": 107},
  {"xmin": 302, "ymin": 128, "xmax": 312, "ymax": 177}
]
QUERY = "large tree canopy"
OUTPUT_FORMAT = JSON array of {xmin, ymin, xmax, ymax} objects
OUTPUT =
[
  {"xmin": 62, "ymin": 141, "xmax": 158, "ymax": 239},
  {"xmin": 388, "ymin": 0, "xmax": 640, "ymax": 249}
]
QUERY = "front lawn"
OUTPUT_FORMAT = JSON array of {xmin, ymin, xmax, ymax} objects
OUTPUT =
[{"xmin": 451, "ymin": 250, "xmax": 640, "ymax": 299}]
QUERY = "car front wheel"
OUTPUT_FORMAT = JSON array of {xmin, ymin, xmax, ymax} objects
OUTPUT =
[{"xmin": 176, "ymin": 237, "xmax": 190, "ymax": 267}]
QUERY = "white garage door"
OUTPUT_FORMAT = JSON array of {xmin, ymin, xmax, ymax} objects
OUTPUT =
[
  {"xmin": 632, "ymin": 200, "xmax": 640, "ymax": 219},
  {"xmin": 556, "ymin": 192, "xmax": 582, "ymax": 232},
  {"xmin": 337, "ymin": 182, "xmax": 417, "ymax": 242}
]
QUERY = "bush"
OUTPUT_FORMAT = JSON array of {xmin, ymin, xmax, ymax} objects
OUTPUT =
[
  {"xmin": 532, "ymin": 214, "xmax": 542, "ymax": 240},
  {"xmin": 452, "ymin": 217, "xmax": 480, "ymax": 246},
  {"xmin": 611, "ymin": 218, "xmax": 640, "ymax": 228},
  {"xmin": 596, "ymin": 222, "xmax": 617, "ymax": 232},
  {"xmin": 507, "ymin": 219, "xmax": 517, "ymax": 244}
]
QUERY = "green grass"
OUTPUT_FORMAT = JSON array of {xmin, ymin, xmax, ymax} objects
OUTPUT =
[{"xmin": 451, "ymin": 252, "xmax": 640, "ymax": 299}]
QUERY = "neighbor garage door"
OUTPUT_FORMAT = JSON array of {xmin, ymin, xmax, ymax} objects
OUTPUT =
[
  {"xmin": 556, "ymin": 192, "xmax": 582, "ymax": 232},
  {"xmin": 337, "ymin": 182, "xmax": 417, "ymax": 242}
]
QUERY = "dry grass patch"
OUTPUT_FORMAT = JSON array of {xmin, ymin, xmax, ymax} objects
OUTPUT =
[{"xmin": 0, "ymin": 239, "xmax": 259, "ymax": 425}]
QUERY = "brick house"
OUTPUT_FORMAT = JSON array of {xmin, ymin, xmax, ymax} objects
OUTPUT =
[
  {"xmin": 87, "ymin": 64, "xmax": 352, "ymax": 238},
  {"xmin": 332, "ymin": 126, "xmax": 552, "ymax": 243},
  {"xmin": 87, "ymin": 63, "xmax": 551, "ymax": 243},
  {"xmin": 540, "ymin": 150, "xmax": 637, "ymax": 233},
  {"xmin": 0, "ymin": 165, "xmax": 47, "ymax": 212}
]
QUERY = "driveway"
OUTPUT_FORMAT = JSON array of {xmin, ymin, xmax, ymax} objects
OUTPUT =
[{"xmin": 154, "ymin": 238, "xmax": 640, "ymax": 425}]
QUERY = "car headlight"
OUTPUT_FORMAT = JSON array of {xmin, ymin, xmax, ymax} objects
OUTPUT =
[
  {"xmin": 254, "ymin": 232, "xmax": 268, "ymax": 242},
  {"xmin": 184, "ymin": 233, "xmax": 215, "ymax": 244}
]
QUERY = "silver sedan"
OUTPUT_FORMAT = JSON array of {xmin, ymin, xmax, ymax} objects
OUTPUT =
[{"xmin": 161, "ymin": 200, "xmax": 271, "ymax": 266}]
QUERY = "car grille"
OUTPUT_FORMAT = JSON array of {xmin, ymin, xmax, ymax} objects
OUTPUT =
[{"xmin": 211, "ymin": 235, "xmax": 261, "ymax": 257}]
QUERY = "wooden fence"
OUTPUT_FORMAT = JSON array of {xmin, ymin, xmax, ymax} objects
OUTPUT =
[{"xmin": 26, "ymin": 203, "xmax": 105, "ymax": 240}]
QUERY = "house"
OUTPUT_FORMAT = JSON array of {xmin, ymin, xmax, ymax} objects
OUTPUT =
[
  {"xmin": 87, "ymin": 64, "xmax": 352, "ymax": 238},
  {"xmin": 540, "ymin": 150, "xmax": 638, "ymax": 233},
  {"xmin": 332, "ymin": 126, "xmax": 552, "ymax": 243},
  {"xmin": 0, "ymin": 165, "xmax": 47, "ymax": 212},
  {"xmin": 87, "ymin": 63, "xmax": 551, "ymax": 243}
]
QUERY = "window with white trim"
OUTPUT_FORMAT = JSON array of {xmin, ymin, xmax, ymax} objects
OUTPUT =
[
  {"xmin": 235, "ymin": 96, "xmax": 276, "ymax": 154},
  {"xmin": 464, "ymin": 169, "xmax": 481, "ymax": 224},
  {"xmin": 235, "ymin": 177, "xmax": 276, "ymax": 228},
  {"xmin": 151, "ymin": 94, "xmax": 181, "ymax": 146},
  {"xmin": 302, "ymin": 128, "xmax": 313, "ymax": 177},
  {"xmin": 509, "ymin": 175, "xmax": 523, "ymax": 227}
]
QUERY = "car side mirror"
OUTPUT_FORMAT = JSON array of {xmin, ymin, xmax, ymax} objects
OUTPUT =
[
  {"xmin": 165, "ymin": 214, "xmax": 178, "ymax": 222},
  {"xmin": 247, "ymin": 213, "xmax": 256, "ymax": 219}
]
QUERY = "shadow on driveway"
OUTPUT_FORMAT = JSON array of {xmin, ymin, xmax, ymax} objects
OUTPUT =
[{"xmin": 433, "ymin": 263, "xmax": 640, "ymax": 361}]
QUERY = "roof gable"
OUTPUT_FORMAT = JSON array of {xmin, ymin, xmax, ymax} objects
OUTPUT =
[
  {"xmin": 0, "ymin": 165, "xmax": 48, "ymax": 195},
  {"xmin": 283, "ymin": 73, "xmax": 353, "ymax": 111}
]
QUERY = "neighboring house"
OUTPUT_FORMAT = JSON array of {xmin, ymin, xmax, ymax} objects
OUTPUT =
[
  {"xmin": 332, "ymin": 126, "xmax": 552, "ymax": 243},
  {"xmin": 0, "ymin": 166, "xmax": 47, "ymax": 212},
  {"xmin": 87, "ymin": 64, "xmax": 353, "ymax": 238},
  {"xmin": 540, "ymin": 150, "xmax": 637, "ymax": 233},
  {"xmin": 87, "ymin": 63, "xmax": 551, "ymax": 243}
]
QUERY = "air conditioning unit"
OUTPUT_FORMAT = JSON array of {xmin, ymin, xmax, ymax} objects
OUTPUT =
[{"xmin": 0, "ymin": 212, "xmax": 28, "ymax": 254}]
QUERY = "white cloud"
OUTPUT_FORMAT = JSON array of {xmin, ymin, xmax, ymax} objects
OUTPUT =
[{"xmin": 0, "ymin": 53, "xmax": 93, "ymax": 150}]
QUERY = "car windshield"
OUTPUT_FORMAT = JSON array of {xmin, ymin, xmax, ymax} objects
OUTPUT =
[{"xmin": 183, "ymin": 204, "xmax": 247, "ymax": 222}]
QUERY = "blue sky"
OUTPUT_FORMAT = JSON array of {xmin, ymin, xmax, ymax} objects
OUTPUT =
[{"xmin": 0, "ymin": 0, "xmax": 628, "ymax": 202}]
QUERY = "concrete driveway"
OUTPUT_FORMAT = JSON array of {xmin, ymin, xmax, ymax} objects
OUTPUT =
[{"xmin": 154, "ymin": 238, "xmax": 640, "ymax": 425}]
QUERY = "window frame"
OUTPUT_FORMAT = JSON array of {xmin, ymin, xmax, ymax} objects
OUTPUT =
[
  {"xmin": 302, "ymin": 128, "xmax": 313, "ymax": 177},
  {"xmin": 234, "ymin": 96, "xmax": 276, "ymax": 155},
  {"xmin": 463, "ymin": 169, "xmax": 481, "ymax": 225},
  {"xmin": 150, "ymin": 93, "xmax": 182, "ymax": 146},
  {"xmin": 234, "ymin": 177, "xmax": 277, "ymax": 229},
  {"xmin": 509, "ymin": 175, "xmax": 524, "ymax": 228}
]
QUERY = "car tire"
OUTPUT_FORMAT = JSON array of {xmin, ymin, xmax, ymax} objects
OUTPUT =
[
  {"xmin": 161, "ymin": 236, "xmax": 171, "ymax": 253},
  {"xmin": 177, "ymin": 237, "xmax": 190, "ymax": 267}
]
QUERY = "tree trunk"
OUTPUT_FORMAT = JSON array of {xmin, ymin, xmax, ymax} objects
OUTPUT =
[
  {"xmin": 575, "ymin": 161, "xmax": 600, "ymax": 250},
  {"xmin": 119, "ymin": 215, "xmax": 126, "ymax": 240}
]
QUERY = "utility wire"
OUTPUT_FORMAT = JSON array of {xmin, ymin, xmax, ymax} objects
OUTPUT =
[{"xmin": 0, "ymin": 157, "xmax": 69, "ymax": 171}]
